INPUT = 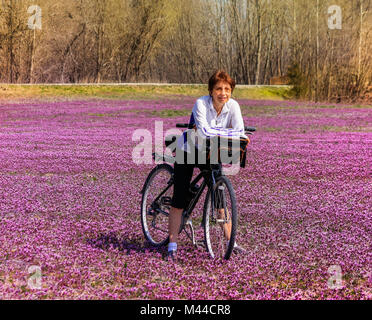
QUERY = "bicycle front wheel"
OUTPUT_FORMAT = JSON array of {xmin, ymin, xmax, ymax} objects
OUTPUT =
[
  {"xmin": 141, "ymin": 164, "xmax": 173, "ymax": 247},
  {"xmin": 203, "ymin": 176, "xmax": 237, "ymax": 260}
]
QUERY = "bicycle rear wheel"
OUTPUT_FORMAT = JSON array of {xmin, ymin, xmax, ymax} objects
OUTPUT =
[
  {"xmin": 141, "ymin": 164, "xmax": 173, "ymax": 247},
  {"xmin": 203, "ymin": 176, "xmax": 237, "ymax": 260}
]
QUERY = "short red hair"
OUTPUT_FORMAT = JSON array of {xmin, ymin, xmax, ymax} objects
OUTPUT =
[{"xmin": 208, "ymin": 70, "xmax": 236, "ymax": 95}]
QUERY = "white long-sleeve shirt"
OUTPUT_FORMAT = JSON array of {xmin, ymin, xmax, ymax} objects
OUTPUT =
[{"xmin": 178, "ymin": 95, "xmax": 246, "ymax": 152}]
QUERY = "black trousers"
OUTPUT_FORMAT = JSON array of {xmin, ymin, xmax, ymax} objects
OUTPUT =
[{"xmin": 171, "ymin": 150, "xmax": 223, "ymax": 210}]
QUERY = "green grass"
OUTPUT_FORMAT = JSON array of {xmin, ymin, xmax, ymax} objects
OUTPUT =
[
  {"xmin": 150, "ymin": 109, "xmax": 192, "ymax": 117},
  {"xmin": 234, "ymin": 86, "xmax": 292, "ymax": 100},
  {"xmin": 0, "ymin": 84, "xmax": 291, "ymax": 101},
  {"xmin": 319, "ymin": 125, "xmax": 372, "ymax": 132}
]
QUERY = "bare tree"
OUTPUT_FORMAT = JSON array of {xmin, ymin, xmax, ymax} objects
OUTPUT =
[{"xmin": 0, "ymin": 0, "xmax": 371, "ymax": 101}]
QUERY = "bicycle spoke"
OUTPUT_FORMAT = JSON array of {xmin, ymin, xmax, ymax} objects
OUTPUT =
[
  {"xmin": 150, "ymin": 218, "xmax": 168, "ymax": 233},
  {"xmin": 204, "ymin": 176, "xmax": 237, "ymax": 260},
  {"xmin": 141, "ymin": 165, "xmax": 173, "ymax": 246}
]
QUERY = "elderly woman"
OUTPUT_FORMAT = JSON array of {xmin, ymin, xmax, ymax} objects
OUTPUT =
[{"xmin": 168, "ymin": 70, "xmax": 246, "ymax": 261}]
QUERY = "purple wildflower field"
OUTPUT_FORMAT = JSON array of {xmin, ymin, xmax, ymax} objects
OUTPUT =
[{"xmin": 0, "ymin": 98, "xmax": 371, "ymax": 300}]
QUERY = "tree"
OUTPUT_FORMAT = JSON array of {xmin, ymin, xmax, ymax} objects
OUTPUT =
[{"xmin": 0, "ymin": 0, "xmax": 370, "ymax": 102}]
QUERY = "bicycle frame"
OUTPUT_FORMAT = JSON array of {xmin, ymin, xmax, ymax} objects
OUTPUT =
[
  {"xmin": 183, "ymin": 164, "xmax": 223, "ymax": 222},
  {"xmin": 145, "ymin": 161, "xmax": 223, "ymax": 222}
]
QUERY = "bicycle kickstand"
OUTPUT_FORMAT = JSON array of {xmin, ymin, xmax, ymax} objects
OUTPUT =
[
  {"xmin": 185, "ymin": 219, "xmax": 196, "ymax": 246},
  {"xmin": 184, "ymin": 219, "xmax": 205, "ymax": 248}
]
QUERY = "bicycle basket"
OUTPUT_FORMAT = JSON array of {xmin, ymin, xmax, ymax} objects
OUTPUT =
[{"xmin": 207, "ymin": 136, "xmax": 250, "ymax": 168}]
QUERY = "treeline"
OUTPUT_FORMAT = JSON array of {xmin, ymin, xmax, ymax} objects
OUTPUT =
[{"xmin": 0, "ymin": 0, "xmax": 371, "ymax": 101}]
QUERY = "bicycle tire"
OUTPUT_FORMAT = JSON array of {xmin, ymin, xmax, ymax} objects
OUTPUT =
[
  {"xmin": 140, "ymin": 164, "xmax": 173, "ymax": 247},
  {"xmin": 203, "ymin": 176, "xmax": 237, "ymax": 260}
]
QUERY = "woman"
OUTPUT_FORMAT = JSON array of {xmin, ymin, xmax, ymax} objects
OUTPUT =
[{"xmin": 168, "ymin": 70, "xmax": 246, "ymax": 261}]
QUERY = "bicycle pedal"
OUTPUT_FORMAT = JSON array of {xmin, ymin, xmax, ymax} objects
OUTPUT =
[
  {"xmin": 160, "ymin": 196, "xmax": 172, "ymax": 206},
  {"xmin": 195, "ymin": 240, "xmax": 206, "ymax": 248}
]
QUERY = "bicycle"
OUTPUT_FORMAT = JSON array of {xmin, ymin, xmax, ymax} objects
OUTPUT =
[{"xmin": 140, "ymin": 124, "xmax": 256, "ymax": 260}]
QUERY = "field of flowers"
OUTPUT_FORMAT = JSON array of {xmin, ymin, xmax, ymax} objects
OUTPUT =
[{"xmin": 0, "ymin": 97, "xmax": 371, "ymax": 299}]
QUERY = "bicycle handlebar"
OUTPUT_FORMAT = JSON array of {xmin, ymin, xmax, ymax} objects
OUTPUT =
[
  {"xmin": 244, "ymin": 126, "xmax": 257, "ymax": 132},
  {"xmin": 176, "ymin": 123, "xmax": 192, "ymax": 128},
  {"xmin": 176, "ymin": 123, "xmax": 256, "ymax": 133}
]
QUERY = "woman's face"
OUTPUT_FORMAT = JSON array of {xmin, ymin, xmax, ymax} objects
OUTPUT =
[{"xmin": 210, "ymin": 81, "xmax": 232, "ymax": 107}]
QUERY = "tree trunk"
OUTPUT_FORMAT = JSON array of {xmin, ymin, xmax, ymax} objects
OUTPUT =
[
  {"xmin": 29, "ymin": 29, "xmax": 36, "ymax": 83},
  {"xmin": 358, "ymin": 0, "xmax": 363, "ymax": 82},
  {"xmin": 255, "ymin": 0, "xmax": 262, "ymax": 85},
  {"xmin": 315, "ymin": 0, "xmax": 319, "ymax": 102}
]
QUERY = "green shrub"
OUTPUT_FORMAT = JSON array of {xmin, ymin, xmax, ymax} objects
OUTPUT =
[{"xmin": 287, "ymin": 63, "xmax": 308, "ymax": 99}]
